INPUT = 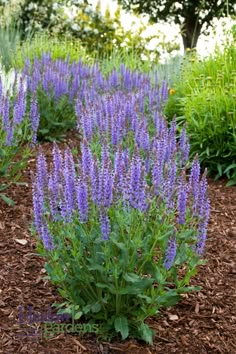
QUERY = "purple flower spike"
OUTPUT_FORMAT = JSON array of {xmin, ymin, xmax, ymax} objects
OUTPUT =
[
  {"xmin": 164, "ymin": 236, "xmax": 177, "ymax": 270},
  {"xmin": 13, "ymin": 77, "xmax": 27, "ymax": 125},
  {"xmin": 5, "ymin": 123, "xmax": 14, "ymax": 146},
  {"xmin": 39, "ymin": 223, "xmax": 54, "ymax": 251},
  {"xmin": 90, "ymin": 154, "xmax": 99, "ymax": 204},
  {"xmin": 2, "ymin": 96, "xmax": 10, "ymax": 132},
  {"xmin": 129, "ymin": 147, "xmax": 142, "ymax": 208},
  {"xmin": 164, "ymin": 159, "xmax": 177, "ymax": 208},
  {"xmin": 30, "ymin": 93, "xmax": 40, "ymax": 144},
  {"xmin": 99, "ymin": 211, "xmax": 111, "ymax": 240},
  {"xmin": 195, "ymin": 197, "xmax": 210, "ymax": 255},
  {"xmin": 81, "ymin": 139, "xmax": 92, "ymax": 177},
  {"xmin": 189, "ymin": 155, "xmax": 200, "ymax": 214},
  {"xmin": 76, "ymin": 178, "xmax": 89, "ymax": 222},
  {"xmin": 98, "ymin": 156, "xmax": 113, "ymax": 208},
  {"xmin": 32, "ymin": 176, "xmax": 44, "ymax": 232},
  {"xmin": 63, "ymin": 148, "xmax": 76, "ymax": 220},
  {"xmin": 37, "ymin": 149, "xmax": 48, "ymax": 191},
  {"xmin": 177, "ymin": 173, "xmax": 188, "ymax": 224},
  {"xmin": 198, "ymin": 169, "xmax": 208, "ymax": 217}
]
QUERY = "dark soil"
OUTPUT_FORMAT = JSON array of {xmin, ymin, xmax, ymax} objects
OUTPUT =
[{"xmin": 0, "ymin": 141, "xmax": 236, "ymax": 354}]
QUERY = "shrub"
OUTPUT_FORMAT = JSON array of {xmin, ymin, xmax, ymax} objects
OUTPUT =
[
  {"xmin": 32, "ymin": 140, "xmax": 209, "ymax": 343},
  {"xmin": 164, "ymin": 43, "xmax": 236, "ymax": 185},
  {"xmin": 32, "ymin": 66, "xmax": 209, "ymax": 342}
]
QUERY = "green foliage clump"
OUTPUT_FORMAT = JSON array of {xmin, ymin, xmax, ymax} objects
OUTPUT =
[
  {"xmin": 165, "ymin": 41, "xmax": 236, "ymax": 184},
  {"xmin": 36, "ymin": 88, "xmax": 75, "ymax": 142},
  {"xmin": 41, "ymin": 204, "xmax": 202, "ymax": 343}
]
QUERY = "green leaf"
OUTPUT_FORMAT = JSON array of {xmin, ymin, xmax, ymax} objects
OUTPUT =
[
  {"xmin": 0, "ymin": 193, "xmax": 15, "ymax": 206},
  {"xmin": 224, "ymin": 163, "xmax": 236, "ymax": 174},
  {"xmin": 118, "ymin": 277, "xmax": 153, "ymax": 295},
  {"xmin": 91, "ymin": 303, "xmax": 101, "ymax": 313},
  {"xmin": 138, "ymin": 322, "xmax": 154, "ymax": 345},
  {"xmin": 217, "ymin": 163, "xmax": 222, "ymax": 177},
  {"xmin": 74, "ymin": 311, "xmax": 83, "ymax": 320},
  {"xmin": 123, "ymin": 272, "xmax": 140, "ymax": 283},
  {"xmin": 114, "ymin": 316, "xmax": 129, "ymax": 340},
  {"xmin": 39, "ymin": 128, "xmax": 50, "ymax": 134},
  {"xmin": 226, "ymin": 179, "xmax": 236, "ymax": 186},
  {"xmin": 156, "ymin": 290, "xmax": 181, "ymax": 307}
]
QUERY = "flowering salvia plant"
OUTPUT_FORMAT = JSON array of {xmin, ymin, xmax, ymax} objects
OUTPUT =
[
  {"xmin": 0, "ymin": 71, "xmax": 38, "ymax": 204},
  {"xmin": 32, "ymin": 124, "xmax": 210, "ymax": 342},
  {"xmin": 23, "ymin": 53, "xmax": 168, "ymax": 142}
]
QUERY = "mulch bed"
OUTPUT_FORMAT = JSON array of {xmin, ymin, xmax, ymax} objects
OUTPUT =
[{"xmin": 0, "ymin": 140, "xmax": 235, "ymax": 354}]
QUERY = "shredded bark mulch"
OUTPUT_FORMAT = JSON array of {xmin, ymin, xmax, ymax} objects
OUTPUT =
[{"xmin": 0, "ymin": 141, "xmax": 235, "ymax": 354}]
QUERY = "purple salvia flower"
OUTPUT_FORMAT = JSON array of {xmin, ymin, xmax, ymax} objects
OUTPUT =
[
  {"xmin": 98, "ymin": 152, "xmax": 113, "ymax": 208},
  {"xmin": 81, "ymin": 139, "xmax": 92, "ymax": 178},
  {"xmin": 164, "ymin": 159, "xmax": 177, "ymax": 209},
  {"xmin": 101, "ymin": 142, "xmax": 110, "ymax": 165},
  {"xmin": 90, "ymin": 154, "xmax": 99, "ymax": 204},
  {"xmin": 128, "ymin": 147, "xmax": 144, "ymax": 209},
  {"xmin": 2, "ymin": 96, "xmax": 10, "ymax": 132},
  {"xmin": 81, "ymin": 110, "xmax": 93, "ymax": 141},
  {"xmin": 131, "ymin": 111, "xmax": 138, "ymax": 132},
  {"xmin": 39, "ymin": 223, "xmax": 54, "ymax": 251},
  {"xmin": 29, "ymin": 93, "xmax": 40, "ymax": 144},
  {"xmin": 122, "ymin": 148, "xmax": 130, "ymax": 170},
  {"xmin": 198, "ymin": 169, "xmax": 208, "ymax": 217},
  {"xmin": 52, "ymin": 143, "xmax": 63, "ymax": 185},
  {"xmin": 160, "ymin": 80, "xmax": 168, "ymax": 102},
  {"xmin": 37, "ymin": 150, "xmax": 48, "ymax": 191},
  {"xmin": 177, "ymin": 173, "xmax": 188, "ymax": 224},
  {"xmin": 135, "ymin": 120, "xmax": 150, "ymax": 151},
  {"xmin": 114, "ymin": 147, "xmax": 126, "ymax": 194},
  {"xmin": 62, "ymin": 148, "xmax": 76, "ymax": 220},
  {"xmin": 75, "ymin": 98, "xmax": 83, "ymax": 122},
  {"xmin": 5, "ymin": 123, "xmax": 14, "ymax": 146},
  {"xmin": 13, "ymin": 77, "xmax": 26, "ymax": 124},
  {"xmin": 99, "ymin": 211, "xmax": 110, "ymax": 240},
  {"xmin": 164, "ymin": 236, "xmax": 177, "ymax": 270},
  {"xmin": 58, "ymin": 193, "xmax": 70, "ymax": 222},
  {"xmin": 48, "ymin": 172, "xmax": 59, "ymax": 220},
  {"xmin": 195, "ymin": 197, "xmax": 210, "ymax": 254},
  {"xmin": 76, "ymin": 178, "xmax": 89, "ymax": 222},
  {"xmin": 32, "ymin": 175, "xmax": 44, "ymax": 232},
  {"xmin": 153, "ymin": 111, "xmax": 160, "ymax": 131},
  {"xmin": 30, "ymin": 66, "xmax": 41, "ymax": 92},
  {"xmin": 168, "ymin": 119, "xmax": 177, "ymax": 159},
  {"xmin": 137, "ymin": 167, "xmax": 149, "ymax": 212},
  {"xmin": 111, "ymin": 115, "xmax": 119, "ymax": 146},
  {"xmin": 152, "ymin": 153, "xmax": 163, "ymax": 195},
  {"xmin": 189, "ymin": 155, "xmax": 200, "ymax": 214}
]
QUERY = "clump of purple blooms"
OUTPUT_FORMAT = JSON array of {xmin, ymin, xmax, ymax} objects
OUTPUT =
[{"xmin": 33, "ymin": 124, "xmax": 210, "ymax": 270}]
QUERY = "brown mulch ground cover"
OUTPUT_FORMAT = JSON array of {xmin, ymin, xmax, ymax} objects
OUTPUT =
[{"xmin": 0, "ymin": 141, "xmax": 236, "ymax": 354}]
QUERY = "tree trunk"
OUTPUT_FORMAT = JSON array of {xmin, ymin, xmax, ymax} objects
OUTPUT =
[{"xmin": 182, "ymin": 18, "xmax": 202, "ymax": 51}]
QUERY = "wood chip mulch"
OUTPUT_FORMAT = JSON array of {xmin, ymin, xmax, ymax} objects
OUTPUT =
[{"xmin": 0, "ymin": 141, "xmax": 235, "ymax": 354}]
